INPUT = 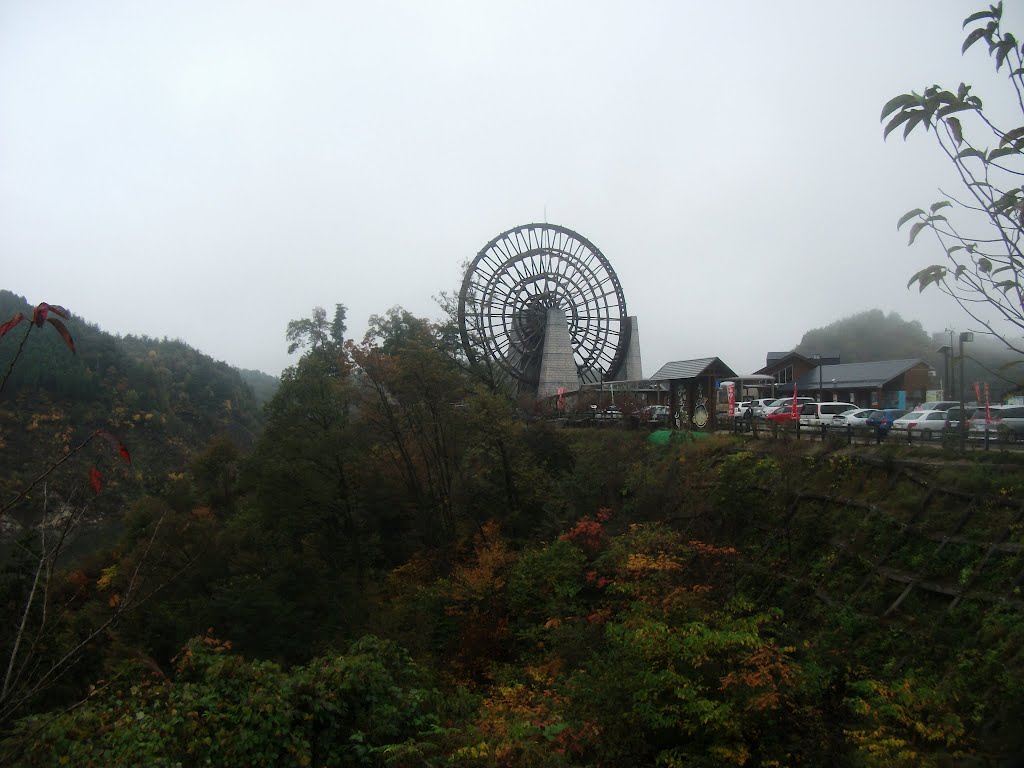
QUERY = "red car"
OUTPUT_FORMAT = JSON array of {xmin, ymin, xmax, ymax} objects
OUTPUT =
[{"xmin": 766, "ymin": 409, "xmax": 800, "ymax": 423}]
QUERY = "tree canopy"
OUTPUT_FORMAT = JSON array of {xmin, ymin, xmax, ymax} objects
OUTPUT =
[
  {"xmin": 794, "ymin": 309, "xmax": 932, "ymax": 363},
  {"xmin": 883, "ymin": 2, "xmax": 1024, "ymax": 356}
]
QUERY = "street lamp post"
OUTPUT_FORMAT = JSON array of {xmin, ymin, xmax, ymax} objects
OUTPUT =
[
  {"xmin": 944, "ymin": 328, "xmax": 957, "ymax": 400},
  {"xmin": 813, "ymin": 353, "xmax": 822, "ymax": 400},
  {"xmin": 958, "ymin": 332, "xmax": 974, "ymax": 451},
  {"xmin": 936, "ymin": 344, "xmax": 952, "ymax": 400}
]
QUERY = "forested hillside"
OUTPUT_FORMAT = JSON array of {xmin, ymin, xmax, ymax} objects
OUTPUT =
[
  {"xmin": 2, "ymin": 299, "xmax": 1023, "ymax": 766},
  {"xmin": 0, "ymin": 291, "xmax": 267, "ymax": 499},
  {"xmin": 795, "ymin": 310, "xmax": 932, "ymax": 363}
]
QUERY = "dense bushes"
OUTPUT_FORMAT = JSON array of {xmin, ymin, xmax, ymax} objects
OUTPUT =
[{"xmin": 10, "ymin": 635, "xmax": 437, "ymax": 768}]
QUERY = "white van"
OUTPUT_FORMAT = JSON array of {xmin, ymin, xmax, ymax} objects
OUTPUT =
[{"xmin": 799, "ymin": 402, "xmax": 859, "ymax": 429}]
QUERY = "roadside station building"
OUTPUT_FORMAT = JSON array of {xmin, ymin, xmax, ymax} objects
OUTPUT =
[{"xmin": 791, "ymin": 358, "xmax": 934, "ymax": 409}]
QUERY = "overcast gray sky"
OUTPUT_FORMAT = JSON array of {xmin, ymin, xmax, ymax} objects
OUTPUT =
[{"xmin": 2, "ymin": 1, "xmax": 1021, "ymax": 377}]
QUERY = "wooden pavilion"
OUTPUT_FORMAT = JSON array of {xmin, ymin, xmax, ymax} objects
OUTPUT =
[{"xmin": 649, "ymin": 357, "xmax": 738, "ymax": 432}]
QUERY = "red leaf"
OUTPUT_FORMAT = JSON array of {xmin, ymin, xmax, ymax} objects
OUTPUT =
[
  {"xmin": 46, "ymin": 318, "xmax": 76, "ymax": 353},
  {"xmin": 89, "ymin": 467, "xmax": 103, "ymax": 494},
  {"xmin": 31, "ymin": 304, "xmax": 49, "ymax": 327},
  {"xmin": 31, "ymin": 302, "xmax": 68, "ymax": 327},
  {"xmin": 93, "ymin": 430, "xmax": 132, "ymax": 464},
  {"xmin": 0, "ymin": 312, "xmax": 25, "ymax": 339}
]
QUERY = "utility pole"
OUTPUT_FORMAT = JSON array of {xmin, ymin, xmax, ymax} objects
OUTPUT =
[
  {"xmin": 944, "ymin": 328, "xmax": 956, "ymax": 401},
  {"xmin": 813, "ymin": 353, "xmax": 822, "ymax": 400},
  {"xmin": 959, "ymin": 331, "xmax": 973, "ymax": 451},
  {"xmin": 936, "ymin": 344, "xmax": 952, "ymax": 400}
]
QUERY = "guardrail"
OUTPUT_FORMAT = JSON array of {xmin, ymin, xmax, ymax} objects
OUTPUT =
[{"xmin": 730, "ymin": 418, "xmax": 1018, "ymax": 451}]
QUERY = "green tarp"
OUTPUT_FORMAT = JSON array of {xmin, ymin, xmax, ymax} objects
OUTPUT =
[{"xmin": 646, "ymin": 429, "xmax": 710, "ymax": 445}]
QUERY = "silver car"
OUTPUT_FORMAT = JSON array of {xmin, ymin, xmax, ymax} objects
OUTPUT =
[
  {"xmin": 969, "ymin": 406, "xmax": 1007, "ymax": 439},
  {"xmin": 891, "ymin": 410, "xmax": 949, "ymax": 437},
  {"xmin": 829, "ymin": 408, "xmax": 881, "ymax": 431}
]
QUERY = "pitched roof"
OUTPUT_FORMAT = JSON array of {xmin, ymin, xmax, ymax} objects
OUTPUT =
[
  {"xmin": 754, "ymin": 351, "xmax": 813, "ymax": 375},
  {"xmin": 793, "ymin": 358, "xmax": 931, "ymax": 389},
  {"xmin": 754, "ymin": 350, "xmax": 839, "ymax": 375},
  {"xmin": 649, "ymin": 357, "xmax": 738, "ymax": 381}
]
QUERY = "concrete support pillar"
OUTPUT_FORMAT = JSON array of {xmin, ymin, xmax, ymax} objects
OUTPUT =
[
  {"xmin": 612, "ymin": 316, "xmax": 643, "ymax": 381},
  {"xmin": 537, "ymin": 308, "xmax": 579, "ymax": 400}
]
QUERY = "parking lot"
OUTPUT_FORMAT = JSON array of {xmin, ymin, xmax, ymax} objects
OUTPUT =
[{"xmin": 729, "ymin": 418, "xmax": 1024, "ymax": 452}]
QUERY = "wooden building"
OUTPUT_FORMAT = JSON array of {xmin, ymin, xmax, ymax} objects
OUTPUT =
[
  {"xmin": 649, "ymin": 357, "xmax": 738, "ymax": 432},
  {"xmin": 793, "ymin": 358, "xmax": 934, "ymax": 409},
  {"xmin": 753, "ymin": 351, "xmax": 841, "ymax": 393}
]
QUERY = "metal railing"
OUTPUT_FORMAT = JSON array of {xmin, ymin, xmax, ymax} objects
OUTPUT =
[{"xmin": 729, "ymin": 417, "xmax": 1020, "ymax": 451}]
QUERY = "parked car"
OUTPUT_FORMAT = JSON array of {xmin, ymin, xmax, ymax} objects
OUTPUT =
[
  {"xmin": 969, "ymin": 405, "xmax": 1007, "ymax": 439},
  {"xmin": 799, "ymin": 402, "xmax": 859, "ymax": 430},
  {"xmin": 593, "ymin": 405, "xmax": 622, "ymax": 420},
  {"xmin": 864, "ymin": 408, "xmax": 907, "ymax": 432},
  {"xmin": 762, "ymin": 397, "xmax": 815, "ymax": 418},
  {"xmin": 741, "ymin": 399, "xmax": 770, "ymax": 417},
  {"xmin": 750, "ymin": 398, "xmax": 782, "ymax": 418},
  {"xmin": 941, "ymin": 404, "xmax": 979, "ymax": 432},
  {"xmin": 915, "ymin": 401, "xmax": 959, "ymax": 412},
  {"xmin": 766, "ymin": 409, "xmax": 800, "ymax": 423},
  {"xmin": 642, "ymin": 405, "xmax": 670, "ymax": 423},
  {"xmin": 732, "ymin": 401, "xmax": 752, "ymax": 419},
  {"xmin": 995, "ymin": 405, "xmax": 1024, "ymax": 441},
  {"xmin": 829, "ymin": 408, "xmax": 881, "ymax": 431},
  {"xmin": 891, "ymin": 410, "xmax": 949, "ymax": 437}
]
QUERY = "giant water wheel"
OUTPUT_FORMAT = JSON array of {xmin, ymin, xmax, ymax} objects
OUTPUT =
[{"xmin": 458, "ymin": 223, "xmax": 629, "ymax": 391}]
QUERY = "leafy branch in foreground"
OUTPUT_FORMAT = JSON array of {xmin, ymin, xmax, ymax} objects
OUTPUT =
[
  {"xmin": 0, "ymin": 429, "xmax": 131, "ymax": 520},
  {"xmin": 0, "ymin": 303, "xmax": 75, "ymax": 393},
  {"xmin": 882, "ymin": 2, "xmax": 1024, "ymax": 355},
  {"xmin": 0, "ymin": 299, "xmax": 143, "ymax": 729}
]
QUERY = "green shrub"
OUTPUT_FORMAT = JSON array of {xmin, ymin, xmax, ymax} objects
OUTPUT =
[{"xmin": 6, "ymin": 635, "xmax": 437, "ymax": 768}]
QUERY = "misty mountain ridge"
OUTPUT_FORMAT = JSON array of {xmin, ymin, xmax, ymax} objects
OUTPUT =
[
  {"xmin": 791, "ymin": 309, "xmax": 1022, "ymax": 397},
  {"xmin": 0, "ymin": 290, "xmax": 277, "ymax": 501}
]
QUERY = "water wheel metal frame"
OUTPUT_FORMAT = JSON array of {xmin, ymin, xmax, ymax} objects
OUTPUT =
[{"xmin": 458, "ymin": 223, "xmax": 629, "ymax": 388}]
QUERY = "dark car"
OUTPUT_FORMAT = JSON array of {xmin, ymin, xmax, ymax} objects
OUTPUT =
[
  {"xmin": 864, "ymin": 408, "xmax": 907, "ymax": 432},
  {"xmin": 944, "ymin": 404, "xmax": 980, "ymax": 432}
]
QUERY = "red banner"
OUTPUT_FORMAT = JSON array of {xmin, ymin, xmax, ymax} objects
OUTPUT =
[
  {"xmin": 791, "ymin": 381, "xmax": 798, "ymax": 417},
  {"xmin": 727, "ymin": 382, "xmax": 735, "ymax": 417},
  {"xmin": 985, "ymin": 383, "xmax": 991, "ymax": 422}
]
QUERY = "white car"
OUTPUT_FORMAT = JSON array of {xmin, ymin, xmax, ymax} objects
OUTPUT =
[
  {"xmin": 732, "ymin": 401, "xmax": 752, "ymax": 418},
  {"xmin": 799, "ymin": 402, "xmax": 859, "ymax": 430},
  {"xmin": 762, "ymin": 397, "xmax": 815, "ymax": 418},
  {"xmin": 750, "ymin": 398, "xmax": 781, "ymax": 418},
  {"xmin": 915, "ymin": 401, "xmax": 959, "ymax": 412},
  {"xmin": 829, "ymin": 408, "xmax": 881, "ymax": 430},
  {"xmin": 891, "ymin": 410, "xmax": 949, "ymax": 437}
]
